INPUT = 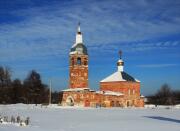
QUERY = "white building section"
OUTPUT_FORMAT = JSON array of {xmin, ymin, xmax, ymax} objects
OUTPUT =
[
  {"xmin": 72, "ymin": 23, "xmax": 83, "ymax": 48},
  {"xmin": 117, "ymin": 59, "xmax": 124, "ymax": 72},
  {"xmin": 96, "ymin": 90, "xmax": 124, "ymax": 96}
]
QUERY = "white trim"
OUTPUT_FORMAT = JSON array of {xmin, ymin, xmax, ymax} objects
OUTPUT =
[
  {"xmin": 62, "ymin": 88, "xmax": 90, "ymax": 92},
  {"xmin": 96, "ymin": 91, "xmax": 124, "ymax": 96}
]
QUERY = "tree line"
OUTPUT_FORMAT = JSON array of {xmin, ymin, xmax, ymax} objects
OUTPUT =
[
  {"xmin": 1, "ymin": 65, "xmax": 179, "ymax": 105},
  {"xmin": 0, "ymin": 66, "xmax": 59, "ymax": 104},
  {"xmin": 147, "ymin": 84, "xmax": 180, "ymax": 105}
]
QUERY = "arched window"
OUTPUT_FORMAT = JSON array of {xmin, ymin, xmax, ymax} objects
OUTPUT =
[
  {"xmin": 111, "ymin": 101, "xmax": 115, "ymax": 107},
  {"xmin": 128, "ymin": 89, "xmax": 130, "ymax": 95},
  {"xmin": 84, "ymin": 61, "xmax": 87, "ymax": 65},
  {"xmin": 77, "ymin": 57, "xmax": 81, "ymax": 65},
  {"xmin": 133, "ymin": 89, "xmax": 135, "ymax": 95},
  {"xmin": 71, "ymin": 58, "xmax": 74, "ymax": 65}
]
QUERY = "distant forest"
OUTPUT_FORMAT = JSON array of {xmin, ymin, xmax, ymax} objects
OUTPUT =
[
  {"xmin": 0, "ymin": 66, "xmax": 59, "ymax": 104},
  {"xmin": 146, "ymin": 84, "xmax": 180, "ymax": 105},
  {"xmin": 0, "ymin": 65, "xmax": 180, "ymax": 105}
]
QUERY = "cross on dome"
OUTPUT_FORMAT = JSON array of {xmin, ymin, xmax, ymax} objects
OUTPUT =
[
  {"xmin": 77, "ymin": 22, "xmax": 81, "ymax": 33},
  {"xmin": 119, "ymin": 50, "xmax": 122, "ymax": 59}
]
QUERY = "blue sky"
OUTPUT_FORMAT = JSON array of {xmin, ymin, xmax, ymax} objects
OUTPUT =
[{"xmin": 0, "ymin": 0, "xmax": 180, "ymax": 95}]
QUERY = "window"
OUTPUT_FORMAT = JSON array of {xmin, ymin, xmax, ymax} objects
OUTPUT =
[
  {"xmin": 91, "ymin": 95, "xmax": 95, "ymax": 99},
  {"xmin": 74, "ymin": 94, "xmax": 77, "ymax": 99},
  {"xmin": 133, "ymin": 89, "xmax": 135, "ymax": 95},
  {"xmin": 71, "ymin": 58, "xmax": 74, "ymax": 65},
  {"xmin": 77, "ymin": 57, "xmax": 81, "ymax": 65},
  {"xmin": 128, "ymin": 89, "xmax": 130, "ymax": 95},
  {"xmin": 80, "ymin": 94, "xmax": 83, "ymax": 99}
]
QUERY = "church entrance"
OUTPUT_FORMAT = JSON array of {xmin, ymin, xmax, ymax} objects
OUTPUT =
[
  {"xmin": 116, "ymin": 101, "xmax": 120, "ymax": 107},
  {"xmin": 110, "ymin": 101, "xmax": 115, "ymax": 107},
  {"xmin": 127, "ymin": 101, "xmax": 131, "ymax": 107},
  {"xmin": 66, "ymin": 96, "xmax": 74, "ymax": 106}
]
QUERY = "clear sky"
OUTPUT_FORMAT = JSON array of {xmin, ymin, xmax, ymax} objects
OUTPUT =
[{"xmin": 0, "ymin": 0, "xmax": 180, "ymax": 95}]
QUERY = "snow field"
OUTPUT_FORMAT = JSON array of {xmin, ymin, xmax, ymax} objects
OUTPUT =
[{"xmin": 0, "ymin": 104, "xmax": 180, "ymax": 131}]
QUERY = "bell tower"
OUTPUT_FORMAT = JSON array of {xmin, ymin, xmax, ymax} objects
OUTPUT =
[{"xmin": 69, "ymin": 23, "xmax": 88, "ymax": 89}]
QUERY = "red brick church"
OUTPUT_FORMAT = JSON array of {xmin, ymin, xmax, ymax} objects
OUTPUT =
[{"xmin": 60, "ymin": 24, "xmax": 144, "ymax": 107}]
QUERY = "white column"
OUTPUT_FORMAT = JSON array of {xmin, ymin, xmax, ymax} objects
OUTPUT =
[
  {"xmin": 118, "ymin": 65, "xmax": 124, "ymax": 72},
  {"xmin": 75, "ymin": 25, "xmax": 83, "ymax": 44}
]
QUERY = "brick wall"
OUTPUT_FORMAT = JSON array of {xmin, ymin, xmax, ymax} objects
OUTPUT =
[
  {"xmin": 69, "ymin": 54, "xmax": 88, "ymax": 88},
  {"xmin": 100, "ymin": 81, "xmax": 144, "ymax": 107},
  {"xmin": 100, "ymin": 81, "xmax": 140, "ymax": 97}
]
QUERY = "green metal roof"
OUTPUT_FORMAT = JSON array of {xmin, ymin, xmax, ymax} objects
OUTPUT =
[
  {"xmin": 121, "ymin": 72, "xmax": 136, "ymax": 82},
  {"xmin": 70, "ymin": 43, "xmax": 88, "ymax": 55}
]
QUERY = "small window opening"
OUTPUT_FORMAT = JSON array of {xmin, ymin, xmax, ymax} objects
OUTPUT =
[{"xmin": 77, "ymin": 57, "xmax": 81, "ymax": 65}]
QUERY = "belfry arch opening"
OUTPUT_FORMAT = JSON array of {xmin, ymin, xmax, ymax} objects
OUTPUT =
[{"xmin": 77, "ymin": 57, "xmax": 81, "ymax": 65}]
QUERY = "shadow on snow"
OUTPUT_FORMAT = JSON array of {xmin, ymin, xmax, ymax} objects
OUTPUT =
[{"xmin": 143, "ymin": 116, "xmax": 180, "ymax": 124}]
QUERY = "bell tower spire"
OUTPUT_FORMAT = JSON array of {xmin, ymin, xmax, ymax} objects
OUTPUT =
[
  {"xmin": 69, "ymin": 23, "xmax": 88, "ymax": 89},
  {"xmin": 77, "ymin": 22, "xmax": 81, "ymax": 32},
  {"xmin": 75, "ymin": 22, "xmax": 83, "ymax": 44}
]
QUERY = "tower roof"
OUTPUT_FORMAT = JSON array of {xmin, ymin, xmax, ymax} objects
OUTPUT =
[
  {"xmin": 70, "ymin": 23, "xmax": 88, "ymax": 55},
  {"xmin": 74, "ymin": 22, "xmax": 83, "ymax": 45},
  {"xmin": 70, "ymin": 43, "xmax": 88, "ymax": 55}
]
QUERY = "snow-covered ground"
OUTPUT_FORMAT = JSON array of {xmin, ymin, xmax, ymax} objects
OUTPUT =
[{"xmin": 0, "ymin": 104, "xmax": 180, "ymax": 131}]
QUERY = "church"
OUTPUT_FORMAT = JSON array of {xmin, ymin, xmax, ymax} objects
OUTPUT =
[{"xmin": 60, "ymin": 24, "xmax": 144, "ymax": 107}]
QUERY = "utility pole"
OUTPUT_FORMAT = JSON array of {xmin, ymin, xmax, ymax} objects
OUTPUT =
[{"xmin": 49, "ymin": 79, "xmax": 52, "ymax": 105}]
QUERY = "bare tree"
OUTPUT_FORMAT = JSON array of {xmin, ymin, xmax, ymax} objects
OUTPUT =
[{"xmin": 153, "ymin": 84, "xmax": 175, "ymax": 105}]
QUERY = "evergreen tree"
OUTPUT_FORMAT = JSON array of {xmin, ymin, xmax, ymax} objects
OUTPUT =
[
  {"xmin": 52, "ymin": 91, "xmax": 60, "ymax": 103},
  {"xmin": 0, "ymin": 66, "xmax": 12, "ymax": 104},
  {"xmin": 12, "ymin": 79, "xmax": 26, "ymax": 103},
  {"xmin": 23, "ymin": 70, "xmax": 48, "ymax": 104}
]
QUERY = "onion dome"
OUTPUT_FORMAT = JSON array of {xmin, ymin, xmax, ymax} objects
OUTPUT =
[{"xmin": 117, "ymin": 50, "xmax": 124, "ymax": 72}]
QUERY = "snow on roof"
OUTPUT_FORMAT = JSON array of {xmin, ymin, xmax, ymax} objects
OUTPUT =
[
  {"xmin": 135, "ymin": 78, "xmax": 140, "ymax": 82},
  {"xmin": 100, "ymin": 71, "xmax": 140, "ymax": 82},
  {"xmin": 101, "ymin": 71, "xmax": 125, "ymax": 82},
  {"xmin": 69, "ymin": 50, "xmax": 77, "ymax": 55},
  {"xmin": 118, "ymin": 59, "xmax": 123, "ymax": 63},
  {"xmin": 96, "ymin": 91, "xmax": 124, "ymax": 96},
  {"xmin": 140, "ymin": 95, "xmax": 145, "ymax": 98},
  {"xmin": 62, "ymin": 88, "xmax": 91, "ymax": 92},
  {"xmin": 70, "ymin": 43, "xmax": 88, "ymax": 55},
  {"xmin": 71, "ymin": 43, "xmax": 77, "ymax": 48}
]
